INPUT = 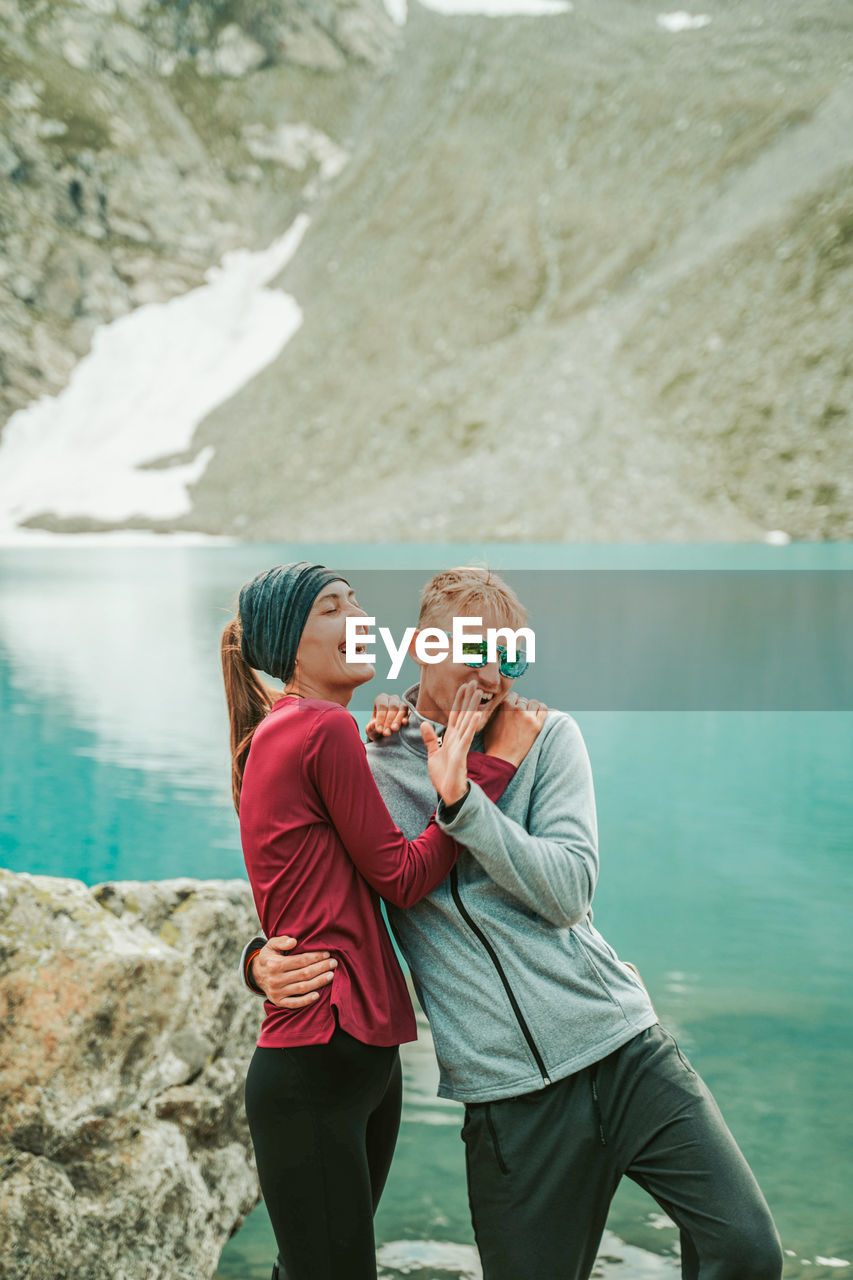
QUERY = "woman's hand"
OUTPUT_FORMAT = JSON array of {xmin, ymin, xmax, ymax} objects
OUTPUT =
[
  {"xmin": 483, "ymin": 692, "xmax": 548, "ymax": 767},
  {"xmin": 365, "ymin": 693, "xmax": 409, "ymax": 741},
  {"xmin": 421, "ymin": 682, "xmax": 484, "ymax": 806}
]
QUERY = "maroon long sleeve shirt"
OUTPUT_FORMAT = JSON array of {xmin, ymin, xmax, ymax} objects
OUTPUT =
[{"xmin": 240, "ymin": 696, "xmax": 516, "ymax": 1048}]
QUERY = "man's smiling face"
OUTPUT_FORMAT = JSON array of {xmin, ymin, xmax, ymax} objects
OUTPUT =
[{"xmin": 412, "ymin": 606, "xmax": 518, "ymax": 728}]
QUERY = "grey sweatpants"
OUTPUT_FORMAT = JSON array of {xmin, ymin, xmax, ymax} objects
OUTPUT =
[{"xmin": 461, "ymin": 1022, "xmax": 783, "ymax": 1280}]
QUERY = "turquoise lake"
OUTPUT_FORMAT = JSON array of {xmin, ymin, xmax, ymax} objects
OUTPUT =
[{"xmin": 1, "ymin": 542, "xmax": 851, "ymax": 1279}]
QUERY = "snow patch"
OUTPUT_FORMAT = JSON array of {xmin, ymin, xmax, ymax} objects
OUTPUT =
[
  {"xmin": 657, "ymin": 12, "xmax": 711, "ymax": 31},
  {"xmin": 383, "ymin": 0, "xmax": 408, "ymax": 24},
  {"xmin": 0, "ymin": 217, "xmax": 309, "ymax": 534},
  {"xmin": 243, "ymin": 123, "xmax": 349, "ymax": 179},
  {"xmin": 389, "ymin": 0, "xmax": 571, "ymax": 19},
  {"xmin": 0, "ymin": 529, "xmax": 232, "ymax": 547},
  {"xmin": 422, "ymin": 0, "xmax": 571, "ymax": 13}
]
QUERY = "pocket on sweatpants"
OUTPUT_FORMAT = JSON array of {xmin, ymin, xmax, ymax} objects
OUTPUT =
[
  {"xmin": 462, "ymin": 1102, "xmax": 510, "ymax": 1177},
  {"xmin": 484, "ymin": 1102, "xmax": 510, "ymax": 1175}
]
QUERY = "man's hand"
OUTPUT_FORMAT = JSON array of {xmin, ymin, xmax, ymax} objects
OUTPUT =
[
  {"xmin": 251, "ymin": 936, "xmax": 338, "ymax": 1009},
  {"xmin": 365, "ymin": 693, "xmax": 410, "ymax": 741},
  {"xmin": 483, "ymin": 692, "xmax": 548, "ymax": 767}
]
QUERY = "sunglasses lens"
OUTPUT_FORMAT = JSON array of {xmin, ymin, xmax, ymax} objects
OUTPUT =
[
  {"xmin": 454, "ymin": 636, "xmax": 528, "ymax": 676},
  {"xmin": 499, "ymin": 650, "xmax": 527, "ymax": 678}
]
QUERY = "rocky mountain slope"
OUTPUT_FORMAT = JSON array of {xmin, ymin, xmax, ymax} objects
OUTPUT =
[
  {"xmin": 1, "ymin": 0, "xmax": 851, "ymax": 540},
  {"xmin": 0, "ymin": 0, "xmax": 394, "ymax": 422}
]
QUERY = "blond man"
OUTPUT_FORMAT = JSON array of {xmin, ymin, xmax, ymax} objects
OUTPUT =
[{"xmin": 243, "ymin": 568, "xmax": 781, "ymax": 1280}]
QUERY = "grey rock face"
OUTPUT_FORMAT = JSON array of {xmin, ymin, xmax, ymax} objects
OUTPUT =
[
  {"xmin": 0, "ymin": 869, "xmax": 264, "ymax": 1280},
  {"xmin": 0, "ymin": 0, "xmax": 394, "ymax": 429},
  {"xmin": 179, "ymin": 0, "xmax": 851, "ymax": 545},
  {"xmin": 2, "ymin": 0, "xmax": 849, "ymax": 543}
]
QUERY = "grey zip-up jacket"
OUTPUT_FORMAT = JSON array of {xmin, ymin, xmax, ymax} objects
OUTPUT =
[{"xmin": 242, "ymin": 685, "xmax": 657, "ymax": 1104}]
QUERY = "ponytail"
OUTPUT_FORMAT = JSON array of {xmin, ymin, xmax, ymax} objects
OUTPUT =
[{"xmin": 221, "ymin": 617, "xmax": 279, "ymax": 813}]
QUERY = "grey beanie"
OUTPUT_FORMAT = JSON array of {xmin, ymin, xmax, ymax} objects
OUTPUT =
[{"xmin": 238, "ymin": 562, "xmax": 348, "ymax": 682}]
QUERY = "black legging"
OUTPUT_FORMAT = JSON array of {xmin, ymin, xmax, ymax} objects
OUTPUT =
[{"xmin": 244, "ymin": 1025, "xmax": 403, "ymax": 1280}]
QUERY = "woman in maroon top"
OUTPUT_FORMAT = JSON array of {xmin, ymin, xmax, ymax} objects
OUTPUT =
[{"xmin": 221, "ymin": 563, "xmax": 545, "ymax": 1280}]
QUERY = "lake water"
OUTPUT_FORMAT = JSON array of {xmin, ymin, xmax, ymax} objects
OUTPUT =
[{"xmin": 1, "ymin": 542, "xmax": 851, "ymax": 1279}]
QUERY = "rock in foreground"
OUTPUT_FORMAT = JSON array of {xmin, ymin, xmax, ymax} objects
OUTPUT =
[{"xmin": 0, "ymin": 870, "xmax": 263, "ymax": 1280}]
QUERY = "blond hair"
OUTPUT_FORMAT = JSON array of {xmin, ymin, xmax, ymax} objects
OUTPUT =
[{"xmin": 417, "ymin": 566, "xmax": 527, "ymax": 630}]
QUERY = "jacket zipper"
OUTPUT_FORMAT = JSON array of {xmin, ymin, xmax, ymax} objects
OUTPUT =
[{"xmin": 450, "ymin": 867, "xmax": 551, "ymax": 1087}]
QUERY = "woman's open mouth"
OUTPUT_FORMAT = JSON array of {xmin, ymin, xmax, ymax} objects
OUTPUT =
[{"xmin": 340, "ymin": 642, "xmax": 368, "ymax": 657}]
